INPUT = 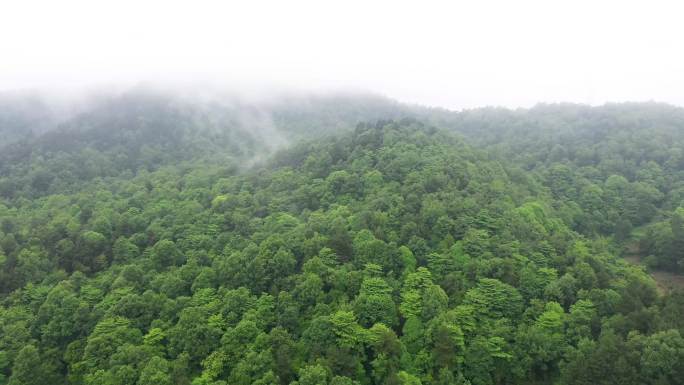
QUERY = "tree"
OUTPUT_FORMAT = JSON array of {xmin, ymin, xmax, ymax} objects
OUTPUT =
[
  {"xmin": 352, "ymin": 230, "xmax": 395, "ymax": 271},
  {"xmin": 566, "ymin": 300, "xmax": 597, "ymax": 343},
  {"xmin": 397, "ymin": 371, "xmax": 422, "ymax": 385},
  {"xmin": 36, "ymin": 281, "xmax": 87, "ymax": 345},
  {"xmin": 400, "ymin": 268, "xmax": 447, "ymax": 322},
  {"xmin": 81, "ymin": 317, "xmax": 143, "ymax": 372},
  {"xmin": 112, "ymin": 237, "xmax": 140, "ymax": 264},
  {"xmin": 354, "ymin": 276, "xmax": 398, "ymax": 328},
  {"xmin": 138, "ymin": 356, "xmax": 172, "ymax": 385},
  {"xmin": 514, "ymin": 302, "xmax": 566, "ymax": 381},
  {"xmin": 290, "ymin": 364, "xmax": 329, "ymax": 385},
  {"xmin": 463, "ymin": 278, "xmax": 523, "ymax": 321},
  {"xmin": 8, "ymin": 345, "xmax": 60, "ymax": 385},
  {"xmin": 331, "ymin": 311, "xmax": 366, "ymax": 349},
  {"xmin": 639, "ymin": 330, "xmax": 684, "ymax": 384},
  {"xmin": 150, "ymin": 239, "xmax": 184, "ymax": 269}
]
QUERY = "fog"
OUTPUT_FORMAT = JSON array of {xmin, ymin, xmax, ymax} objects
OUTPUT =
[{"xmin": 1, "ymin": 0, "xmax": 683, "ymax": 109}]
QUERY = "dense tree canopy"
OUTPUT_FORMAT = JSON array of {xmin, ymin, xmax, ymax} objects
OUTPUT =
[{"xmin": 0, "ymin": 92, "xmax": 683, "ymax": 384}]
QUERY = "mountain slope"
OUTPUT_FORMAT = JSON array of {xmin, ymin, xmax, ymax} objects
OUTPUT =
[
  {"xmin": 432, "ymin": 103, "xmax": 684, "ymax": 273},
  {"xmin": 1, "ymin": 116, "xmax": 682, "ymax": 385},
  {"xmin": 0, "ymin": 89, "xmax": 414, "ymax": 199}
]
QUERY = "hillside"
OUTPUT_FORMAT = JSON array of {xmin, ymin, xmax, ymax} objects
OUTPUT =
[
  {"xmin": 1, "ymin": 95, "xmax": 684, "ymax": 385},
  {"xmin": 437, "ymin": 103, "xmax": 684, "ymax": 273},
  {"xmin": 0, "ymin": 89, "xmax": 411, "ymax": 199}
]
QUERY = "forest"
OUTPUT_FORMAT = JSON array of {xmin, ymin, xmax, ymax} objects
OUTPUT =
[{"xmin": 1, "ymin": 89, "xmax": 683, "ymax": 385}]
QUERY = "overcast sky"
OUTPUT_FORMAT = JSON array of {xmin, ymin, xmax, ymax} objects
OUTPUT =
[{"xmin": 1, "ymin": 0, "xmax": 682, "ymax": 109}]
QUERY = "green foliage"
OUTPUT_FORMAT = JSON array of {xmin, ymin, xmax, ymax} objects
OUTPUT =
[
  {"xmin": 0, "ymin": 99, "xmax": 683, "ymax": 385},
  {"xmin": 463, "ymin": 278, "xmax": 523, "ymax": 321},
  {"xmin": 8, "ymin": 345, "xmax": 60, "ymax": 385}
]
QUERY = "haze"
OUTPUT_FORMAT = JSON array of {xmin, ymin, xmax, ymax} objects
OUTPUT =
[{"xmin": 1, "ymin": 0, "xmax": 683, "ymax": 109}]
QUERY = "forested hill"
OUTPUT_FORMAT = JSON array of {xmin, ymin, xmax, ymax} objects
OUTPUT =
[
  {"xmin": 1, "ymin": 93, "xmax": 684, "ymax": 385},
  {"xmin": 0, "ymin": 90, "xmax": 410, "ymax": 198},
  {"xmin": 437, "ymin": 103, "xmax": 684, "ymax": 274},
  {"xmin": 3, "ymin": 94, "xmax": 683, "ymax": 273}
]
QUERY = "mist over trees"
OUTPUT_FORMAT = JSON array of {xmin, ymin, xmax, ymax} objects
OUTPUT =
[{"xmin": 1, "ymin": 88, "xmax": 683, "ymax": 385}]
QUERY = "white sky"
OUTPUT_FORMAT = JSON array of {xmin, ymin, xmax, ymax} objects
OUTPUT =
[{"xmin": 1, "ymin": 0, "xmax": 683, "ymax": 109}]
